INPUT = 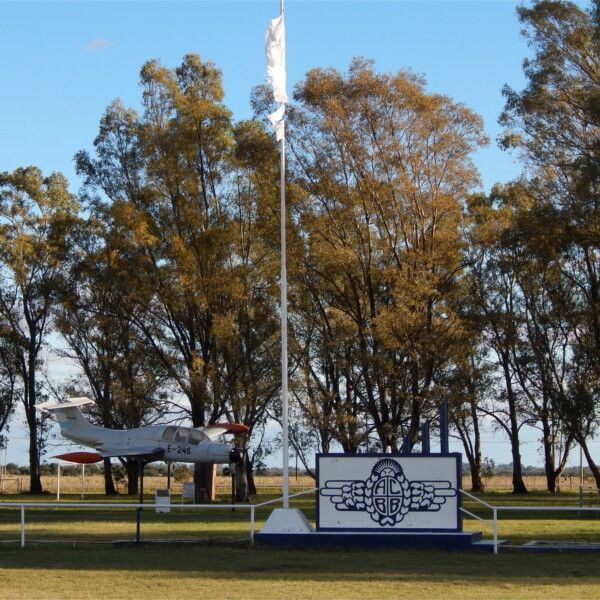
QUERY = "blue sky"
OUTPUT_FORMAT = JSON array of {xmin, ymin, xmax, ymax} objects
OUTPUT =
[
  {"xmin": 0, "ymin": 1, "xmax": 528, "ymax": 191},
  {"xmin": 3, "ymin": 0, "xmax": 583, "ymax": 469}
]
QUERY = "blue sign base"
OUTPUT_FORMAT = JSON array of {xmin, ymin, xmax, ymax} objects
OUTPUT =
[{"xmin": 254, "ymin": 530, "xmax": 500, "ymax": 552}]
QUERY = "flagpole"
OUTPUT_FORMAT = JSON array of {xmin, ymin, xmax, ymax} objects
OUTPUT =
[{"xmin": 279, "ymin": 0, "xmax": 289, "ymax": 510}]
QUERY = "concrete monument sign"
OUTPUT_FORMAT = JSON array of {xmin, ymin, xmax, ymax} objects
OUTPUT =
[{"xmin": 317, "ymin": 453, "xmax": 461, "ymax": 532}]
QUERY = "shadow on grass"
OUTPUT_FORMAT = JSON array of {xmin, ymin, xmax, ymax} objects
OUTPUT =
[{"xmin": 0, "ymin": 542, "xmax": 600, "ymax": 586}]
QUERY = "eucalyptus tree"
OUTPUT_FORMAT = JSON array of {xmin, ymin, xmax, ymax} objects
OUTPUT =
[
  {"xmin": 77, "ymin": 56, "xmax": 280, "ymax": 500},
  {"xmin": 0, "ymin": 336, "xmax": 19, "ymax": 435},
  {"xmin": 557, "ymin": 357, "xmax": 600, "ymax": 489},
  {"xmin": 58, "ymin": 219, "xmax": 170, "ymax": 495},
  {"xmin": 0, "ymin": 167, "xmax": 79, "ymax": 493},
  {"xmin": 218, "ymin": 120, "xmax": 282, "ymax": 500},
  {"xmin": 75, "ymin": 58, "xmax": 236, "ymax": 500},
  {"xmin": 501, "ymin": 0, "xmax": 600, "ymax": 488},
  {"xmin": 284, "ymin": 59, "xmax": 487, "ymax": 451},
  {"xmin": 468, "ymin": 183, "xmax": 578, "ymax": 493},
  {"xmin": 509, "ymin": 204, "xmax": 574, "ymax": 493},
  {"xmin": 442, "ymin": 344, "xmax": 491, "ymax": 493},
  {"xmin": 292, "ymin": 267, "xmax": 366, "ymax": 454}
]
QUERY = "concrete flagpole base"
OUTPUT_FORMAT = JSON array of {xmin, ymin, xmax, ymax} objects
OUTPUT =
[{"xmin": 259, "ymin": 508, "xmax": 314, "ymax": 534}]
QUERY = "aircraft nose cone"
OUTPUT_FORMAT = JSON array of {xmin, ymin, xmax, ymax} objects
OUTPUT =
[{"xmin": 229, "ymin": 447, "xmax": 244, "ymax": 463}]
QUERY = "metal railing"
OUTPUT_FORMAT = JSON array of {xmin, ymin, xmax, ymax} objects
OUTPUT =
[
  {"xmin": 0, "ymin": 501, "xmax": 251, "ymax": 548},
  {"xmin": 5, "ymin": 488, "xmax": 600, "ymax": 554},
  {"xmin": 460, "ymin": 489, "xmax": 498, "ymax": 553},
  {"xmin": 0, "ymin": 488, "xmax": 317, "ymax": 548},
  {"xmin": 459, "ymin": 490, "xmax": 600, "ymax": 554}
]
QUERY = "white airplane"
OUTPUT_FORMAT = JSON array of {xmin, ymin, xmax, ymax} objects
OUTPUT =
[{"xmin": 38, "ymin": 397, "xmax": 247, "ymax": 465}]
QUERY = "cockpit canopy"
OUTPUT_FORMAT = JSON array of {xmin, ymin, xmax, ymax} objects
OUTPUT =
[{"xmin": 161, "ymin": 426, "xmax": 207, "ymax": 445}]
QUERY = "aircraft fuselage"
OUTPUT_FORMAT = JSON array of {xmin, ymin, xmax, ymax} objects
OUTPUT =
[{"xmin": 63, "ymin": 422, "xmax": 237, "ymax": 464}]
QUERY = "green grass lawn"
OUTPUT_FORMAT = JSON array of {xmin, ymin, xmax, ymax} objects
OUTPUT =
[
  {"xmin": 1, "ymin": 543, "xmax": 600, "ymax": 599},
  {"xmin": 0, "ymin": 490, "xmax": 600, "ymax": 599}
]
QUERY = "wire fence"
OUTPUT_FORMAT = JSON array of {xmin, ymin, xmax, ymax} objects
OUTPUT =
[
  {"xmin": 0, "ymin": 489, "xmax": 316, "ymax": 548},
  {"xmin": 3, "ymin": 487, "xmax": 600, "ymax": 553}
]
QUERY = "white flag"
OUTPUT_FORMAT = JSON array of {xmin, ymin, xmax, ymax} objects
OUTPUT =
[
  {"xmin": 265, "ymin": 15, "xmax": 287, "ymax": 104},
  {"xmin": 268, "ymin": 104, "xmax": 285, "ymax": 142}
]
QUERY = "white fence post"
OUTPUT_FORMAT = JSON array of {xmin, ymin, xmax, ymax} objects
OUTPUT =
[
  {"xmin": 250, "ymin": 505, "xmax": 255, "ymax": 544},
  {"xmin": 20, "ymin": 505, "xmax": 25, "ymax": 548},
  {"xmin": 493, "ymin": 508, "xmax": 498, "ymax": 555}
]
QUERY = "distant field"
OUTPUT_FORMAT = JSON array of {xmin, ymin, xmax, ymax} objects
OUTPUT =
[
  {"xmin": 0, "ymin": 473, "xmax": 594, "ymax": 496},
  {"xmin": 0, "ymin": 474, "xmax": 316, "ymax": 496}
]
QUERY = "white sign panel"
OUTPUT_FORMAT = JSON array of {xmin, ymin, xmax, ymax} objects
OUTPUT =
[
  {"xmin": 155, "ymin": 488, "xmax": 171, "ymax": 513},
  {"xmin": 317, "ymin": 454, "xmax": 461, "ymax": 532}
]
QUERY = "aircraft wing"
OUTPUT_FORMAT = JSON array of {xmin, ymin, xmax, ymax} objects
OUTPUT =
[
  {"xmin": 98, "ymin": 446, "xmax": 165, "ymax": 460},
  {"xmin": 197, "ymin": 423, "xmax": 249, "ymax": 440}
]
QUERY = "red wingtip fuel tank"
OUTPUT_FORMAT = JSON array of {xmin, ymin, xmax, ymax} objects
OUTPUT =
[{"xmin": 54, "ymin": 452, "xmax": 103, "ymax": 464}]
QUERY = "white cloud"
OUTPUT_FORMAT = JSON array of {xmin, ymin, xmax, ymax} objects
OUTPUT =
[{"xmin": 86, "ymin": 38, "xmax": 112, "ymax": 52}]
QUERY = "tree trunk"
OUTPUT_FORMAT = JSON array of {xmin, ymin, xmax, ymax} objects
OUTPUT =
[
  {"xmin": 470, "ymin": 406, "xmax": 484, "ymax": 493},
  {"xmin": 234, "ymin": 453, "xmax": 249, "ymax": 502},
  {"xmin": 125, "ymin": 459, "xmax": 139, "ymax": 496},
  {"xmin": 542, "ymin": 421, "xmax": 557, "ymax": 493},
  {"xmin": 26, "ymin": 362, "xmax": 42, "ymax": 494},
  {"xmin": 25, "ymin": 399, "xmax": 42, "ymax": 494},
  {"xmin": 470, "ymin": 458, "xmax": 484, "ymax": 493},
  {"xmin": 246, "ymin": 455, "xmax": 257, "ymax": 496},
  {"xmin": 103, "ymin": 457, "xmax": 117, "ymax": 495},
  {"xmin": 461, "ymin": 444, "xmax": 484, "ymax": 493},
  {"xmin": 407, "ymin": 396, "xmax": 421, "ymax": 447},
  {"xmin": 581, "ymin": 438, "xmax": 600, "ymax": 491},
  {"xmin": 501, "ymin": 357, "xmax": 527, "ymax": 494},
  {"xmin": 510, "ymin": 433, "xmax": 528, "ymax": 494},
  {"xmin": 27, "ymin": 420, "xmax": 42, "ymax": 494},
  {"xmin": 194, "ymin": 462, "xmax": 214, "ymax": 502},
  {"xmin": 546, "ymin": 468, "xmax": 558, "ymax": 494},
  {"xmin": 452, "ymin": 399, "xmax": 484, "ymax": 493}
]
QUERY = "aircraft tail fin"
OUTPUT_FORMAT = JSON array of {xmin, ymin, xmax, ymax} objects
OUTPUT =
[{"xmin": 37, "ymin": 397, "xmax": 95, "ymax": 436}]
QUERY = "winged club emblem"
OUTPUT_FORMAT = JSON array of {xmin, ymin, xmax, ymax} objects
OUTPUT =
[{"xmin": 320, "ymin": 458, "xmax": 457, "ymax": 526}]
